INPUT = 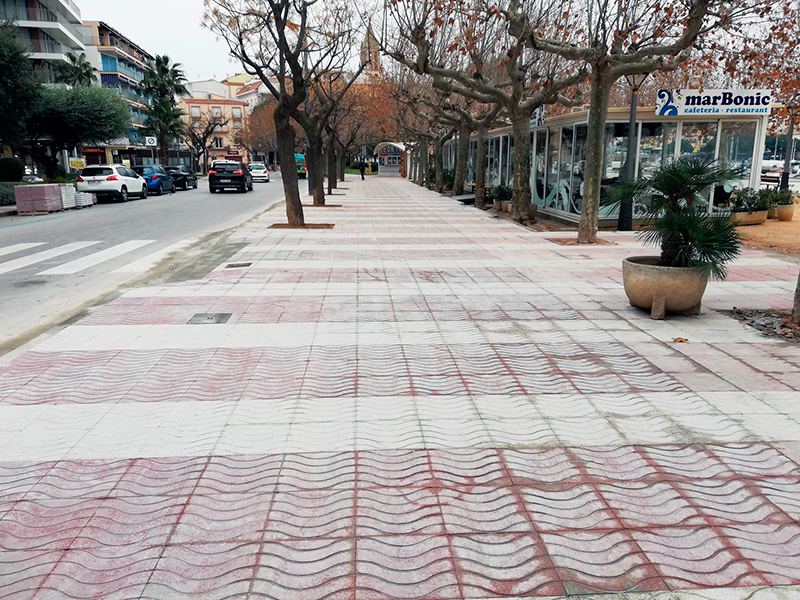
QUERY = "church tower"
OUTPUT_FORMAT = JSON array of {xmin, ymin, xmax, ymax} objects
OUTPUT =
[{"xmin": 360, "ymin": 26, "xmax": 382, "ymax": 74}]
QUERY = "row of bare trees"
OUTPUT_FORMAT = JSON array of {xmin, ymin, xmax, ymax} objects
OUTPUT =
[{"xmin": 379, "ymin": 0, "xmax": 789, "ymax": 243}]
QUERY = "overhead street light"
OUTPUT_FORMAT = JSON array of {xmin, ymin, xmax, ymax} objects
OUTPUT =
[{"xmin": 618, "ymin": 72, "xmax": 649, "ymax": 232}]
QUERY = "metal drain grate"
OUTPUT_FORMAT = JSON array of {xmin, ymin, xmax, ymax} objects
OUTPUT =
[
  {"xmin": 187, "ymin": 313, "xmax": 232, "ymax": 324},
  {"xmin": 225, "ymin": 262, "xmax": 252, "ymax": 268}
]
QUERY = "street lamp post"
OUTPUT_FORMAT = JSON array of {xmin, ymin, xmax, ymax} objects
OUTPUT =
[
  {"xmin": 618, "ymin": 72, "xmax": 649, "ymax": 231},
  {"xmin": 781, "ymin": 106, "xmax": 798, "ymax": 190}
]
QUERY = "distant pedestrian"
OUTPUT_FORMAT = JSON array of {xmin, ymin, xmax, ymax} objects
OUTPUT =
[{"xmin": 359, "ymin": 159, "xmax": 367, "ymax": 180}]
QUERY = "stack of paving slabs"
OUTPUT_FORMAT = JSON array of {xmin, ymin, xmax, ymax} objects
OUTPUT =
[
  {"xmin": 59, "ymin": 184, "xmax": 76, "ymax": 210},
  {"xmin": 14, "ymin": 184, "xmax": 62, "ymax": 214},
  {"xmin": 76, "ymin": 191, "xmax": 94, "ymax": 208}
]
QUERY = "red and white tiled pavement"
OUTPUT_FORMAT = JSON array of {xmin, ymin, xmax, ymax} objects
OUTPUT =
[{"xmin": 2, "ymin": 178, "xmax": 800, "ymax": 599}]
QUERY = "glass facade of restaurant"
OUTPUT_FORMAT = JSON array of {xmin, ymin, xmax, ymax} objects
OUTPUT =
[{"xmin": 445, "ymin": 108, "xmax": 768, "ymax": 221}]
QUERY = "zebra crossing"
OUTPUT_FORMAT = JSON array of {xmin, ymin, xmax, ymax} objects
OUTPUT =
[{"xmin": 0, "ymin": 239, "xmax": 194, "ymax": 277}]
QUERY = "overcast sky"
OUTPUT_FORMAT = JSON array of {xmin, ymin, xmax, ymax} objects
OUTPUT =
[{"xmin": 77, "ymin": 0, "xmax": 242, "ymax": 82}]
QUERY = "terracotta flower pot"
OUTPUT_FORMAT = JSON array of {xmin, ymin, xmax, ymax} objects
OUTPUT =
[
  {"xmin": 730, "ymin": 210, "xmax": 768, "ymax": 226},
  {"xmin": 622, "ymin": 256, "xmax": 709, "ymax": 320},
  {"xmin": 777, "ymin": 204, "xmax": 796, "ymax": 222}
]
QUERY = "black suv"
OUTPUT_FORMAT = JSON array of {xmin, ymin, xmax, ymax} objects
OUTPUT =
[
  {"xmin": 209, "ymin": 161, "xmax": 253, "ymax": 193},
  {"xmin": 165, "ymin": 165, "xmax": 198, "ymax": 190}
]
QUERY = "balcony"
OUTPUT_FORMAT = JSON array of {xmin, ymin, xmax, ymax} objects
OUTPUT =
[
  {"xmin": 24, "ymin": 37, "xmax": 65, "ymax": 56},
  {"xmin": 2, "ymin": 2, "xmax": 84, "ymax": 50}
]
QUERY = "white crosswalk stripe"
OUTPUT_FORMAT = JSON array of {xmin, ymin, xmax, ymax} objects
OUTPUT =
[
  {"xmin": 113, "ymin": 239, "xmax": 194, "ymax": 274},
  {"xmin": 0, "ymin": 242, "xmax": 100, "ymax": 275},
  {"xmin": 39, "ymin": 240, "xmax": 157, "ymax": 275},
  {"xmin": 0, "ymin": 243, "xmax": 47, "ymax": 258}
]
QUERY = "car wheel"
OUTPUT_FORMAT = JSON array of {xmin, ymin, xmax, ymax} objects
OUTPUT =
[
  {"xmin": 141, "ymin": 185, "xmax": 148, "ymax": 199},
  {"xmin": 157, "ymin": 183, "xmax": 163, "ymax": 196},
  {"xmin": 120, "ymin": 186, "xmax": 128, "ymax": 202},
  {"xmin": 182, "ymin": 181, "xmax": 188, "ymax": 190}
]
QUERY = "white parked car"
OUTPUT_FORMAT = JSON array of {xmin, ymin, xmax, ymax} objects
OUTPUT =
[
  {"xmin": 77, "ymin": 164, "xmax": 148, "ymax": 202},
  {"xmin": 249, "ymin": 162, "xmax": 270, "ymax": 183}
]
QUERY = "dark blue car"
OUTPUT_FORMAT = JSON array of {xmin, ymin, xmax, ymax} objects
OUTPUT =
[{"xmin": 131, "ymin": 165, "xmax": 176, "ymax": 196}]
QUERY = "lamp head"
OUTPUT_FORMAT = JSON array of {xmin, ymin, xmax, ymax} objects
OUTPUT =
[{"xmin": 624, "ymin": 72, "xmax": 649, "ymax": 92}]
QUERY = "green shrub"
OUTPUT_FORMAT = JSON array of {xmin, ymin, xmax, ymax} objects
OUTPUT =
[
  {"xmin": 774, "ymin": 188, "xmax": 796, "ymax": 206},
  {"xmin": 732, "ymin": 188, "xmax": 771, "ymax": 213},
  {"xmin": 495, "ymin": 185, "xmax": 513, "ymax": 203},
  {"xmin": 443, "ymin": 169, "xmax": 455, "ymax": 190},
  {"xmin": 0, "ymin": 182, "xmax": 17, "ymax": 206},
  {"xmin": 0, "ymin": 157, "xmax": 25, "ymax": 182}
]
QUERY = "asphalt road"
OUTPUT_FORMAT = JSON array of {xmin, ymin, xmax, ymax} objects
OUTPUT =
[{"xmin": 0, "ymin": 177, "xmax": 286, "ymax": 354}]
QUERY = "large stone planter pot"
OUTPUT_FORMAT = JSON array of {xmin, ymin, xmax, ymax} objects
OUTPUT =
[
  {"xmin": 622, "ymin": 256, "xmax": 709, "ymax": 320},
  {"xmin": 768, "ymin": 207, "xmax": 778, "ymax": 219},
  {"xmin": 777, "ymin": 204, "xmax": 796, "ymax": 221},
  {"xmin": 730, "ymin": 210, "xmax": 768, "ymax": 226}
]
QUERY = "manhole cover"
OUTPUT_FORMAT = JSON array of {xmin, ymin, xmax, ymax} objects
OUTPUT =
[
  {"xmin": 226, "ymin": 262, "xmax": 252, "ymax": 268},
  {"xmin": 188, "ymin": 313, "xmax": 232, "ymax": 324}
]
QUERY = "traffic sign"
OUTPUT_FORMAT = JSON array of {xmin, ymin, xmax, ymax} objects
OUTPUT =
[{"xmin": 144, "ymin": 136, "xmax": 157, "ymax": 147}]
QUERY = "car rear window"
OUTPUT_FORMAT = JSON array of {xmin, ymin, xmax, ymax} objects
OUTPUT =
[
  {"xmin": 165, "ymin": 166, "xmax": 180, "ymax": 172},
  {"xmin": 133, "ymin": 166, "xmax": 155, "ymax": 175},
  {"xmin": 250, "ymin": 164, "xmax": 265, "ymax": 169},
  {"xmin": 81, "ymin": 167, "xmax": 113, "ymax": 177},
  {"xmin": 214, "ymin": 163, "xmax": 242, "ymax": 173}
]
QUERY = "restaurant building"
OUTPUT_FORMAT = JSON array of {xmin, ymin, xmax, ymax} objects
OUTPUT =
[{"xmin": 445, "ymin": 89, "xmax": 771, "ymax": 224}]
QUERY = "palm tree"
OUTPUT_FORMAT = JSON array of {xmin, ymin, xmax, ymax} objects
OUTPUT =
[
  {"xmin": 54, "ymin": 52, "xmax": 97, "ymax": 87},
  {"xmin": 142, "ymin": 55, "xmax": 188, "ymax": 164},
  {"xmin": 142, "ymin": 55, "xmax": 188, "ymax": 101},
  {"xmin": 143, "ymin": 98, "xmax": 186, "ymax": 165}
]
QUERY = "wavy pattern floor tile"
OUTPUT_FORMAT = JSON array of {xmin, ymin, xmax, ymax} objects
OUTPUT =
[{"xmin": 3, "ymin": 178, "xmax": 800, "ymax": 599}]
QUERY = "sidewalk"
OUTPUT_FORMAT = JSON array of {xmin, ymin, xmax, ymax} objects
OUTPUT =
[{"xmin": 1, "ymin": 177, "xmax": 800, "ymax": 599}]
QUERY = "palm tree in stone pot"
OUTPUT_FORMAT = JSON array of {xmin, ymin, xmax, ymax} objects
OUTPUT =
[{"xmin": 610, "ymin": 157, "xmax": 742, "ymax": 319}]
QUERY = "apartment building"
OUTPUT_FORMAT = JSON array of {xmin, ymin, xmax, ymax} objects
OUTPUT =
[
  {"xmin": 78, "ymin": 21, "xmax": 151, "ymax": 164},
  {"xmin": 180, "ymin": 95, "xmax": 248, "ymax": 164},
  {"xmin": 0, "ymin": 0, "xmax": 85, "ymax": 83}
]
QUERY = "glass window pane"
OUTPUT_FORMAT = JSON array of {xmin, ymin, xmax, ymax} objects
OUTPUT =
[
  {"xmin": 508, "ymin": 134, "xmax": 515, "ymax": 185},
  {"xmin": 488, "ymin": 137, "xmax": 501, "ymax": 186},
  {"xmin": 556, "ymin": 127, "xmax": 574, "ymax": 212},
  {"xmin": 571, "ymin": 125, "xmax": 587, "ymax": 214},
  {"xmin": 639, "ymin": 122, "xmax": 677, "ymax": 178},
  {"xmin": 604, "ymin": 123, "xmax": 629, "ymax": 182},
  {"xmin": 545, "ymin": 127, "xmax": 560, "ymax": 209},
  {"xmin": 499, "ymin": 135, "xmax": 508, "ymax": 185},
  {"xmin": 680, "ymin": 122, "xmax": 718, "ymax": 162},
  {"xmin": 719, "ymin": 121, "xmax": 756, "ymax": 186},
  {"xmin": 534, "ymin": 130, "xmax": 547, "ymax": 207}
]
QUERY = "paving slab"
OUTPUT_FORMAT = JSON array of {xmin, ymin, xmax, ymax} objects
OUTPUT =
[{"xmin": 1, "ymin": 177, "xmax": 800, "ymax": 598}]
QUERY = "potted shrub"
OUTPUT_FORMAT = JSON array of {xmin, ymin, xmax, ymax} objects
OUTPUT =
[
  {"xmin": 775, "ymin": 188, "xmax": 797, "ymax": 221},
  {"xmin": 730, "ymin": 188, "xmax": 770, "ymax": 225},
  {"xmin": 610, "ymin": 158, "xmax": 742, "ymax": 319},
  {"xmin": 494, "ymin": 185, "xmax": 513, "ymax": 213}
]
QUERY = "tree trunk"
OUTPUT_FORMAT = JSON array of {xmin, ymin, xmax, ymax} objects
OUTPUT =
[
  {"xmin": 452, "ymin": 121, "xmax": 472, "ymax": 196},
  {"xmin": 274, "ymin": 103, "xmax": 304, "ymax": 226},
  {"xmin": 419, "ymin": 143, "xmax": 428, "ymax": 187},
  {"xmin": 578, "ymin": 68, "xmax": 612, "ymax": 244},
  {"xmin": 475, "ymin": 124, "xmax": 488, "ymax": 210},
  {"xmin": 511, "ymin": 108, "xmax": 533, "ymax": 224},
  {"xmin": 159, "ymin": 132, "xmax": 168, "ymax": 166},
  {"xmin": 308, "ymin": 130, "xmax": 325, "ymax": 206},
  {"xmin": 337, "ymin": 141, "xmax": 346, "ymax": 182},
  {"xmin": 793, "ymin": 270, "xmax": 800, "ymax": 325},
  {"xmin": 327, "ymin": 132, "xmax": 337, "ymax": 194},
  {"xmin": 434, "ymin": 142, "xmax": 444, "ymax": 192}
]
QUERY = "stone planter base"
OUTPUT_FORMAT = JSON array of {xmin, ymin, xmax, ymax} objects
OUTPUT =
[
  {"xmin": 768, "ymin": 208, "xmax": 778, "ymax": 219},
  {"xmin": 622, "ymin": 256, "xmax": 709, "ymax": 320},
  {"xmin": 777, "ymin": 204, "xmax": 796, "ymax": 222},
  {"xmin": 731, "ymin": 210, "xmax": 768, "ymax": 226}
]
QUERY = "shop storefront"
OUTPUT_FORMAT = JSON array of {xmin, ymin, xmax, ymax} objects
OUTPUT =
[
  {"xmin": 375, "ymin": 142, "xmax": 407, "ymax": 177},
  {"xmin": 452, "ymin": 89, "xmax": 771, "ymax": 224}
]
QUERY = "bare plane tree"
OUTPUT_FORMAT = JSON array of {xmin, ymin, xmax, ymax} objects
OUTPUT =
[{"xmin": 205, "ymin": 0, "xmax": 365, "ymax": 223}]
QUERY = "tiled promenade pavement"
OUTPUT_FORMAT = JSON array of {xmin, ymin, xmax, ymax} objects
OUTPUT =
[{"xmin": 2, "ymin": 177, "xmax": 800, "ymax": 600}]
